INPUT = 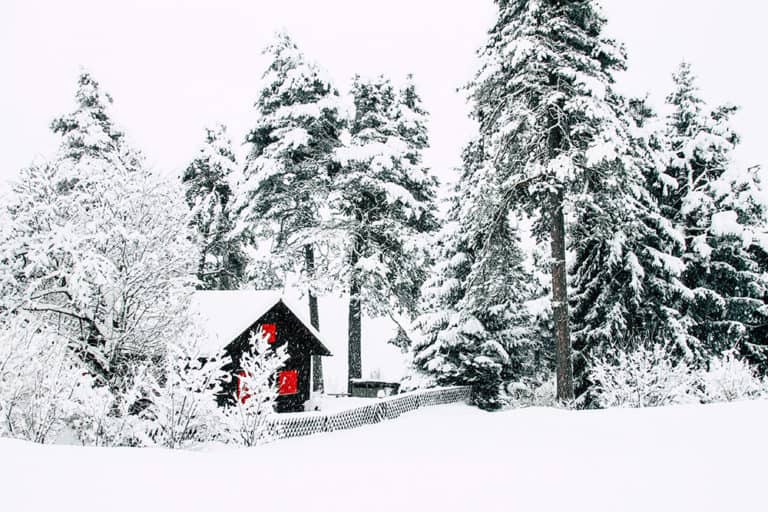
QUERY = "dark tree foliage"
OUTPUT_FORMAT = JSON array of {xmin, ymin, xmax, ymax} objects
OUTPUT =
[
  {"xmin": 335, "ymin": 75, "xmax": 438, "ymax": 387},
  {"xmin": 462, "ymin": 0, "xmax": 629, "ymax": 401},
  {"xmin": 182, "ymin": 125, "xmax": 246, "ymax": 290},
  {"xmin": 413, "ymin": 140, "xmax": 541, "ymax": 410}
]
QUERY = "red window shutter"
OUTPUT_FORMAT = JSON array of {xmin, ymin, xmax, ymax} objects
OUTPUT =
[
  {"xmin": 262, "ymin": 323, "xmax": 277, "ymax": 344},
  {"xmin": 278, "ymin": 370, "xmax": 298, "ymax": 395},
  {"xmin": 237, "ymin": 371, "xmax": 251, "ymax": 404}
]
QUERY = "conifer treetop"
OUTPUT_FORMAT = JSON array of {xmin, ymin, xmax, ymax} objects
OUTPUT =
[
  {"xmin": 468, "ymin": 0, "xmax": 630, "ymax": 240},
  {"xmin": 50, "ymin": 72, "xmax": 126, "ymax": 163}
]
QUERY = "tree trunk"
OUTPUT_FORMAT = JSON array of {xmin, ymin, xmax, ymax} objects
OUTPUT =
[
  {"xmin": 347, "ymin": 236, "xmax": 362, "ymax": 393},
  {"xmin": 547, "ymin": 104, "xmax": 575, "ymax": 403},
  {"xmin": 304, "ymin": 245, "xmax": 324, "ymax": 392},
  {"xmin": 550, "ymin": 190, "xmax": 575, "ymax": 402}
]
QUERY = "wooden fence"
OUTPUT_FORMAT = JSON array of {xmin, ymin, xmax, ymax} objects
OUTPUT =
[{"xmin": 269, "ymin": 385, "xmax": 473, "ymax": 440}]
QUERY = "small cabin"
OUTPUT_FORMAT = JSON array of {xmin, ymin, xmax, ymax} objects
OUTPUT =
[{"xmin": 191, "ymin": 290, "xmax": 332, "ymax": 413}]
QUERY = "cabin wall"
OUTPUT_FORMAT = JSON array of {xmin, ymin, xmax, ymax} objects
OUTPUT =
[{"xmin": 217, "ymin": 302, "xmax": 317, "ymax": 412}]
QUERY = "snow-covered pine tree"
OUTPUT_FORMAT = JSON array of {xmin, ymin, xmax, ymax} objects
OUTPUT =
[
  {"xmin": 0, "ymin": 72, "xmax": 197, "ymax": 391},
  {"xmin": 569, "ymin": 95, "xmax": 693, "ymax": 402},
  {"xmin": 466, "ymin": 0, "xmax": 629, "ymax": 400},
  {"xmin": 333, "ymin": 75, "xmax": 438, "ymax": 388},
  {"xmin": 234, "ymin": 33, "xmax": 346, "ymax": 391},
  {"xmin": 412, "ymin": 139, "xmax": 539, "ymax": 410},
  {"xmin": 182, "ymin": 125, "xmax": 246, "ymax": 290},
  {"xmin": 659, "ymin": 63, "xmax": 768, "ymax": 368}
]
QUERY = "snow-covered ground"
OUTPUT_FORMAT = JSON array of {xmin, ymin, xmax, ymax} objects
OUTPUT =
[
  {"xmin": 305, "ymin": 394, "xmax": 379, "ymax": 412},
  {"xmin": 2, "ymin": 400, "xmax": 766, "ymax": 511}
]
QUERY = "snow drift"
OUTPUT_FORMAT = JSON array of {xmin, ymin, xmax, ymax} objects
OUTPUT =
[{"xmin": 1, "ymin": 400, "xmax": 765, "ymax": 511}]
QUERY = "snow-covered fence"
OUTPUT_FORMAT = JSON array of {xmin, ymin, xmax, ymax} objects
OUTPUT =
[{"xmin": 270, "ymin": 385, "xmax": 472, "ymax": 440}]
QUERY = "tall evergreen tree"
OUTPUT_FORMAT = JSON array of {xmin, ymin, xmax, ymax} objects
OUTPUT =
[
  {"xmin": 334, "ymin": 75, "xmax": 438, "ymax": 389},
  {"xmin": 182, "ymin": 125, "xmax": 246, "ymax": 290},
  {"xmin": 659, "ymin": 63, "xmax": 768, "ymax": 368},
  {"xmin": 466, "ymin": 0, "xmax": 629, "ymax": 400},
  {"xmin": 234, "ymin": 33, "xmax": 346, "ymax": 391},
  {"xmin": 569, "ymin": 95, "xmax": 692, "ymax": 402},
  {"xmin": 412, "ymin": 140, "xmax": 539, "ymax": 410}
]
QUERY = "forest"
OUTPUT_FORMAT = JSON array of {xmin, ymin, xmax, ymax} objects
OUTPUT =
[{"xmin": 1, "ymin": 0, "xmax": 767, "ymax": 448}]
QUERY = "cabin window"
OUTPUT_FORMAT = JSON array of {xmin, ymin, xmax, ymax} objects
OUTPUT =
[
  {"xmin": 278, "ymin": 370, "xmax": 298, "ymax": 395},
  {"xmin": 237, "ymin": 371, "xmax": 251, "ymax": 404},
  {"xmin": 262, "ymin": 323, "xmax": 277, "ymax": 344}
]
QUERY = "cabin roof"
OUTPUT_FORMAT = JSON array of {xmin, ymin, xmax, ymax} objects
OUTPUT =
[{"xmin": 190, "ymin": 290, "xmax": 332, "ymax": 357}]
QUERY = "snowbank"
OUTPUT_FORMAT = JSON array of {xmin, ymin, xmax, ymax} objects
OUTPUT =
[{"xmin": 1, "ymin": 400, "xmax": 766, "ymax": 511}]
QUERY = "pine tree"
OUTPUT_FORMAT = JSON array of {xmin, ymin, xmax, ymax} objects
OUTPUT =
[
  {"xmin": 412, "ymin": 140, "xmax": 539, "ymax": 410},
  {"xmin": 659, "ymin": 63, "xmax": 768, "ymax": 368},
  {"xmin": 182, "ymin": 125, "xmax": 246, "ymax": 290},
  {"xmin": 569, "ymin": 95, "xmax": 692, "ymax": 402},
  {"xmin": 333, "ymin": 75, "xmax": 438, "ymax": 389},
  {"xmin": 234, "ymin": 33, "xmax": 346, "ymax": 391},
  {"xmin": 466, "ymin": 0, "xmax": 629, "ymax": 400}
]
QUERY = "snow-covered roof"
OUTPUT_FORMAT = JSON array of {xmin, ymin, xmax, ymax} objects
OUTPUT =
[{"xmin": 189, "ymin": 290, "xmax": 332, "ymax": 357}]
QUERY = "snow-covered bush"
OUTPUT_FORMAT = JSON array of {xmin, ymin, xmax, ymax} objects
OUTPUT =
[
  {"xmin": 0, "ymin": 315, "xmax": 125, "ymax": 444},
  {"xmin": 699, "ymin": 351, "xmax": 767, "ymax": 403},
  {"xmin": 590, "ymin": 344, "xmax": 700, "ymax": 408},
  {"xmin": 66, "ymin": 369, "xmax": 152, "ymax": 447},
  {"xmin": 140, "ymin": 328, "xmax": 228, "ymax": 449},
  {"xmin": 220, "ymin": 331, "xmax": 288, "ymax": 446},
  {"xmin": 590, "ymin": 343, "xmax": 768, "ymax": 409},
  {"xmin": 506, "ymin": 374, "xmax": 557, "ymax": 408}
]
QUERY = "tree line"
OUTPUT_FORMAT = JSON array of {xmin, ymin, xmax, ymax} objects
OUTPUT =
[
  {"xmin": 413, "ymin": 0, "xmax": 767, "ymax": 408},
  {"xmin": 1, "ymin": 0, "xmax": 767, "ymax": 447}
]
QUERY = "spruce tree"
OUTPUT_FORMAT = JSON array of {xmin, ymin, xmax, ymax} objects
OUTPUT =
[
  {"xmin": 412, "ymin": 140, "xmax": 538, "ymax": 410},
  {"xmin": 569, "ymin": 95, "xmax": 692, "ymax": 402},
  {"xmin": 659, "ymin": 63, "xmax": 768, "ymax": 368},
  {"xmin": 466, "ymin": 0, "xmax": 629, "ymax": 400},
  {"xmin": 234, "ymin": 33, "xmax": 346, "ymax": 391},
  {"xmin": 334, "ymin": 75, "xmax": 438, "ymax": 389},
  {"xmin": 182, "ymin": 125, "xmax": 246, "ymax": 290}
]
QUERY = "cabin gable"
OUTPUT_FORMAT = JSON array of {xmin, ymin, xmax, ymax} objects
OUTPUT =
[{"xmin": 216, "ymin": 300, "xmax": 328, "ymax": 413}]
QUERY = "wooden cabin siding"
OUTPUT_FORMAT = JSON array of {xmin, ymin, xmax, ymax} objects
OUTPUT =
[{"xmin": 217, "ymin": 301, "xmax": 318, "ymax": 412}]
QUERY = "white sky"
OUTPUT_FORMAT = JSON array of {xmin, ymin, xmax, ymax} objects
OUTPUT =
[{"xmin": 2, "ymin": 0, "xmax": 766, "ymax": 193}]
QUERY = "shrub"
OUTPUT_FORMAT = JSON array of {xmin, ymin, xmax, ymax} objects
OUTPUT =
[
  {"xmin": 699, "ymin": 351, "xmax": 766, "ymax": 403},
  {"xmin": 506, "ymin": 373, "xmax": 557, "ymax": 408},
  {"xmin": 590, "ymin": 344, "xmax": 700, "ymax": 408},
  {"xmin": 219, "ymin": 330, "xmax": 287, "ymax": 446}
]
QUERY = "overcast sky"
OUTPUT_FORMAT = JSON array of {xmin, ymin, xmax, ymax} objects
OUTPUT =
[{"xmin": 2, "ymin": 0, "xmax": 766, "ymax": 193}]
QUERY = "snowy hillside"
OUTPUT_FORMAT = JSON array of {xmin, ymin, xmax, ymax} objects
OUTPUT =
[{"xmin": 2, "ymin": 400, "xmax": 765, "ymax": 512}]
